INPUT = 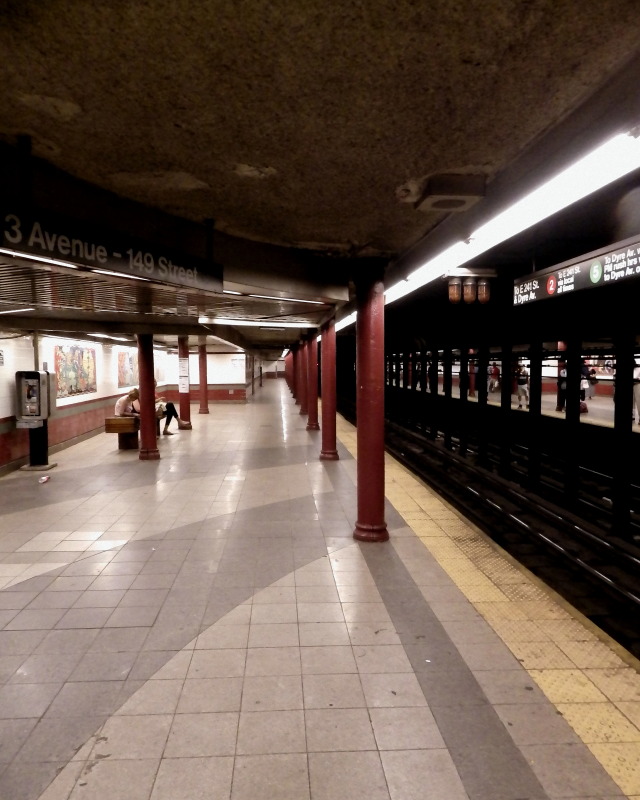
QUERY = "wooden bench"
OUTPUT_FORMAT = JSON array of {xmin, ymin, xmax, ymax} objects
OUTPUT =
[{"xmin": 104, "ymin": 416, "xmax": 140, "ymax": 450}]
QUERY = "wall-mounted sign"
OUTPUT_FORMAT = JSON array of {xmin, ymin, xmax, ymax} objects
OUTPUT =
[
  {"xmin": 513, "ymin": 235, "xmax": 640, "ymax": 305},
  {"xmin": 2, "ymin": 209, "xmax": 222, "ymax": 293}
]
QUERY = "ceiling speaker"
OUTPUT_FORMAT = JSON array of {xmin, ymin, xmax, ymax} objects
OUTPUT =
[{"xmin": 415, "ymin": 173, "xmax": 485, "ymax": 213}]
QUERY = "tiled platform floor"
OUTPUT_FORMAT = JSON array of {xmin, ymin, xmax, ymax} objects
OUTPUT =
[{"xmin": 0, "ymin": 379, "xmax": 639, "ymax": 800}]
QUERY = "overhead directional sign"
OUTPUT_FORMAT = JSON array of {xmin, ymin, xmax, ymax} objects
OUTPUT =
[
  {"xmin": 513, "ymin": 235, "xmax": 640, "ymax": 305},
  {"xmin": 1, "ymin": 208, "xmax": 222, "ymax": 293}
]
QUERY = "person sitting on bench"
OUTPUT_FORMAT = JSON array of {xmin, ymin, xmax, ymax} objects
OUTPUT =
[
  {"xmin": 114, "ymin": 388, "xmax": 140, "ymax": 417},
  {"xmin": 133, "ymin": 381, "xmax": 188, "ymax": 435}
]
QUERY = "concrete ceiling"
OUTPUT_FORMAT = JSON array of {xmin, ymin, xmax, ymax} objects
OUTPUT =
[{"xmin": 1, "ymin": 2, "xmax": 640, "ymax": 356}]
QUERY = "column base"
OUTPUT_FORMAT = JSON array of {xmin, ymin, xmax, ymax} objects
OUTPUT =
[
  {"xmin": 306, "ymin": 422, "xmax": 320, "ymax": 430},
  {"xmin": 319, "ymin": 450, "xmax": 339, "ymax": 461},
  {"xmin": 353, "ymin": 522, "xmax": 389, "ymax": 542},
  {"xmin": 198, "ymin": 408, "xmax": 210, "ymax": 414},
  {"xmin": 139, "ymin": 448, "xmax": 161, "ymax": 460}
]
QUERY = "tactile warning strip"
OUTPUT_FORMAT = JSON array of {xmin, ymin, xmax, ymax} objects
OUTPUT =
[
  {"xmin": 587, "ymin": 743, "xmax": 640, "ymax": 795},
  {"xmin": 557, "ymin": 702, "xmax": 640, "ymax": 742}
]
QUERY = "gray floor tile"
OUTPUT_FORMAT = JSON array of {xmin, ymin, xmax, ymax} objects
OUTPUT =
[
  {"xmin": 8, "ymin": 653, "xmax": 82, "ymax": 684},
  {"xmin": 44, "ymin": 680, "xmax": 126, "ymax": 718},
  {"xmin": 521, "ymin": 743, "xmax": 623, "ymax": 797},
  {"xmin": 381, "ymin": 749, "xmax": 469, "ymax": 800},
  {"xmin": 231, "ymin": 753, "xmax": 309, "ymax": 800},
  {"xmin": 13, "ymin": 715, "xmax": 104, "ymax": 763},
  {"xmin": 69, "ymin": 758, "xmax": 160, "ymax": 800},
  {"xmin": 0, "ymin": 718, "xmax": 38, "ymax": 762},
  {"xmin": 4, "ymin": 607, "xmax": 66, "ymax": 630},
  {"xmin": 0, "ymin": 760, "xmax": 69, "ymax": 800},
  {"xmin": 308, "ymin": 751, "xmax": 390, "ymax": 800},
  {"xmin": 302, "ymin": 673, "xmax": 365, "ymax": 709},
  {"xmin": 236, "ymin": 709, "xmax": 306, "ymax": 754},
  {"xmin": 241, "ymin": 675, "xmax": 303, "ymax": 711},
  {"xmin": 149, "ymin": 756, "xmax": 234, "ymax": 800},
  {"xmin": 69, "ymin": 651, "xmax": 137, "ymax": 682},
  {"xmin": 305, "ymin": 707, "xmax": 376, "ymax": 751},
  {"xmin": 176, "ymin": 677, "xmax": 243, "ymax": 713},
  {"xmin": 0, "ymin": 682, "xmax": 62, "ymax": 719},
  {"xmin": 369, "ymin": 706, "xmax": 445, "ymax": 750},
  {"xmin": 493, "ymin": 702, "xmax": 583, "ymax": 744},
  {"xmin": 55, "ymin": 607, "xmax": 113, "ymax": 629}
]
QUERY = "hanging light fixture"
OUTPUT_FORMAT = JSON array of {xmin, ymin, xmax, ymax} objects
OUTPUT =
[
  {"xmin": 448, "ymin": 277, "xmax": 462, "ymax": 303},
  {"xmin": 477, "ymin": 278, "xmax": 490, "ymax": 303},
  {"xmin": 463, "ymin": 277, "xmax": 477, "ymax": 303}
]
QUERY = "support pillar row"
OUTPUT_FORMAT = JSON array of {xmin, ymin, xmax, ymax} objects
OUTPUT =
[
  {"xmin": 198, "ymin": 338, "xmax": 209, "ymax": 414},
  {"xmin": 353, "ymin": 270, "xmax": 389, "ymax": 542},
  {"xmin": 306, "ymin": 335, "xmax": 320, "ymax": 430},
  {"xmin": 319, "ymin": 319, "xmax": 338, "ymax": 460},
  {"xmin": 178, "ymin": 335, "xmax": 193, "ymax": 429},
  {"xmin": 137, "ymin": 333, "xmax": 160, "ymax": 461}
]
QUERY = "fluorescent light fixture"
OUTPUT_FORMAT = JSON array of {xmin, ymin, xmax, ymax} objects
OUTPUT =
[
  {"xmin": 335, "ymin": 311, "xmax": 357, "ymax": 332},
  {"xmin": 88, "ymin": 333, "xmax": 131, "ymax": 342},
  {"xmin": 199, "ymin": 316, "xmax": 316, "ymax": 328},
  {"xmin": 381, "ymin": 128, "xmax": 640, "ymax": 310},
  {"xmin": 223, "ymin": 289, "xmax": 243, "ymax": 295},
  {"xmin": 91, "ymin": 268, "xmax": 151, "ymax": 282},
  {"xmin": 260, "ymin": 326, "xmax": 285, "ymax": 331},
  {"xmin": 0, "ymin": 307, "xmax": 35, "ymax": 315},
  {"xmin": 0, "ymin": 248, "xmax": 154, "ymax": 282},
  {"xmin": 248, "ymin": 293, "xmax": 324, "ymax": 305},
  {"xmin": 0, "ymin": 248, "xmax": 80, "ymax": 269}
]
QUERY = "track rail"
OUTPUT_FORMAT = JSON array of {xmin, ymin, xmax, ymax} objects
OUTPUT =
[{"xmin": 384, "ymin": 420, "xmax": 640, "ymax": 659}]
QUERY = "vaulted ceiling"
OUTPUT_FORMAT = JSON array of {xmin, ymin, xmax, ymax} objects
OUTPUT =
[{"xmin": 1, "ymin": 2, "xmax": 640, "ymax": 356}]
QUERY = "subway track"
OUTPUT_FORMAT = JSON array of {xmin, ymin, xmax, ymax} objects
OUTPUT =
[{"xmin": 383, "ymin": 419, "xmax": 640, "ymax": 660}]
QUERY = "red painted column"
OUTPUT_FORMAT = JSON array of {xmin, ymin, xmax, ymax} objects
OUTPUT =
[
  {"xmin": 177, "ymin": 336, "xmax": 193, "ymax": 429},
  {"xmin": 353, "ymin": 270, "xmax": 389, "ymax": 542},
  {"xmin": 285, "ymin": 352, "xmax": 294, "ymax": 392},
  {"xmin": 319, "ymin": 318, "xmax": 339, "ymax": 460},
  {"xmin": 306, "ymin": 334, "xmax": 320, "ymax": 430},
  {"xmin": 299, "ymin": 339, "xmax": 309, "ymax": 416},
  {"xmin": 137, "ymin": 333, "xmax": 160, "ymax": 461},
  {"xmin": 198, "ymin": 338, "xmax": 209, "ymax": 414},
  {"xmin": 292, "ymin": 346, "xmax": 300, "ymax": 403}
]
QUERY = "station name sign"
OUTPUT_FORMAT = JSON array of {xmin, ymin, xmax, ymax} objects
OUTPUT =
[
  {"xmin": 513, "ymin": 235, "xmax": 640, "ymax": 305},
  {"xmin": 2, "ymin": 209, "xmax": 222, "ymax": 293}
]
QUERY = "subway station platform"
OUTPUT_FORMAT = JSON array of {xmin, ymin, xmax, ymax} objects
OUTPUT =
[{"xmin": 0, "ymin": 379, "xmax": 639, "ymax": 800}]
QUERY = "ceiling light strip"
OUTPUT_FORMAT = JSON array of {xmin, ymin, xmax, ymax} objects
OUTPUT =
[
  {"xmin": 199, "ymin": 316, "xmax": 317, "ymax": 328},
  {"xmin": 382, "ymin": 129, "xmax": 640, "ymax": 308},
  {"xmin": 248, "ymin": 293, "xmax": 325, "ymax": 305}
]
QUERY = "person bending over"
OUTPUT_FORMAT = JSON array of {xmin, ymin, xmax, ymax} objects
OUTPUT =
[{"xmin": 114, "ymin": 388, "xmax": 140, "ymax": 417}]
